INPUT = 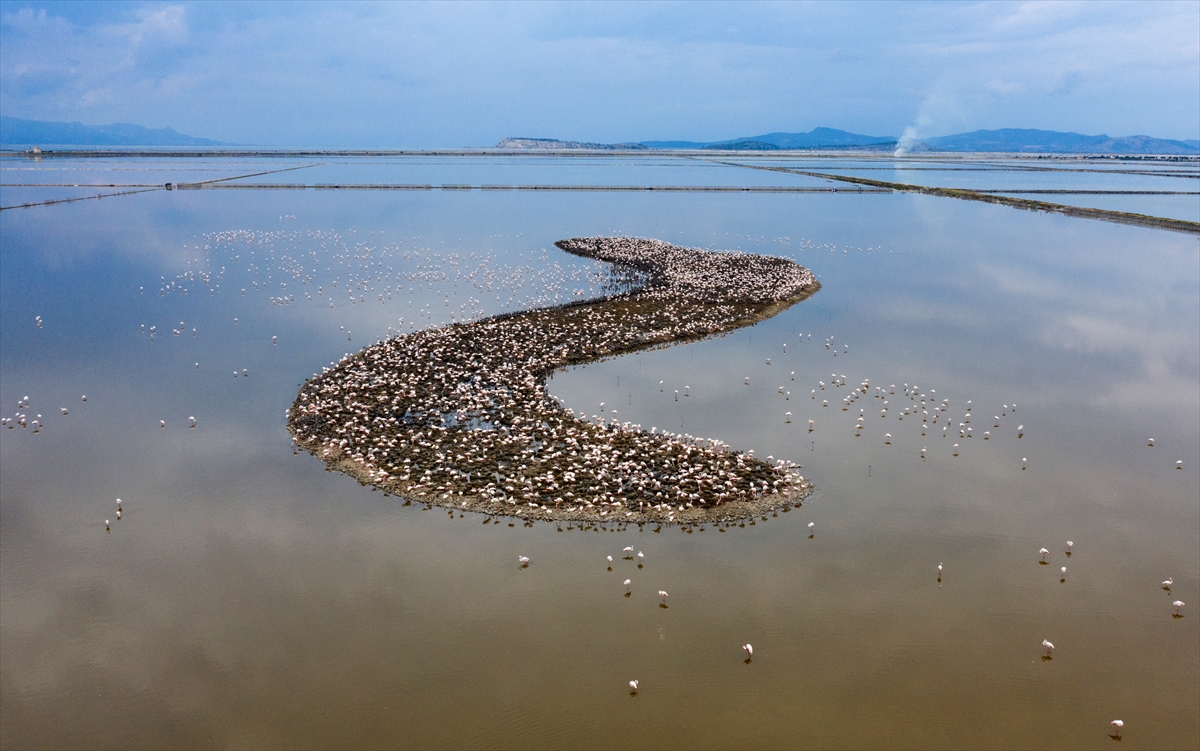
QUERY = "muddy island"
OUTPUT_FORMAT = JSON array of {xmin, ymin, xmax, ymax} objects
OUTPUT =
[{"xmin": 288, "ymin": 237, "xmax": 821, "ymax": 524}]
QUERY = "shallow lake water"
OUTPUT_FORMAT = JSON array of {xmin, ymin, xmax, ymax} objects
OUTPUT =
[
  {"xmin": 1, "ymin": 154, "xmax": 1197, "ymax": 750},
  {"xmin": 737, "ymin": 156, "xmax": 1200, "ymax": 222}
]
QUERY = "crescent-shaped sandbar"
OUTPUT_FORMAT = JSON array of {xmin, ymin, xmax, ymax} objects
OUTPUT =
[{"xmin": 287, "ymin": 237, "xmax": 821, "ymax": 525}]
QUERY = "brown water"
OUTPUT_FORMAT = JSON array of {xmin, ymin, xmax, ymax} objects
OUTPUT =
[{"xmin": 1, "ymin": 154, "xmax": 1197, "ymax": 749}]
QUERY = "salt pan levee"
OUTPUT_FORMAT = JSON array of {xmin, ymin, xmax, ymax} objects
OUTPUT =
[{"xmin": 287, "ymin": 237, "xmax": 821, "ymax": 524}]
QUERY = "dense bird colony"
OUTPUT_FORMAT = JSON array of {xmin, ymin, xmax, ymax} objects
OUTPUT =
[{"xmin": 287, "ymin": 237, "xmax": 820, "ymax": 524}]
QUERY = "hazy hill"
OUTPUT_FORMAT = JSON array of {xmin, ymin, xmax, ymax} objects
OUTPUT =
[
  {"xmin": 639, "ymin": 127, "xmax": 1197, "ymax": 154},
  {"xmin": 921, "ymin": 128, "xmax": 1198, "ymax": 154},
  {"xmin": 722, "ymin": 127, "xmax": 896, "ymax": 149},
  {"xmin": 646, "ymin": 127, "xmax": 1197, "ymax": 153},
  {"xmin": 0, "ymin": 116, "xmax": 226, "ymax": 147},
  {"xmin": 639, "ymin": 127, "xmax": 895, "ymax": 150}
]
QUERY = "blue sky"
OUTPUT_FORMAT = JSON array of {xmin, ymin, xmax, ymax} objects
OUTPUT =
[{"xmin": 1, "ymin": 1, "xmax": 1197, "ymax": 147}]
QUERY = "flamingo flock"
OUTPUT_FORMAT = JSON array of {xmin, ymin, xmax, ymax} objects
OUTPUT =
[{"xmin": 288, "ymin": 237, "xmax": 820, "ymax": 524}]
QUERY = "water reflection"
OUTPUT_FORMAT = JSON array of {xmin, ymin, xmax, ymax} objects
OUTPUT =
[{"xmin": 1, "ymin": 162, "xmax": 1197, "ymax": 749}]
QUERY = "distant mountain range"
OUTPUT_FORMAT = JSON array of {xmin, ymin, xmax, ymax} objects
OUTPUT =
[
  {"xmin": 641, "ymin": 127, "xmax": 898, "ymax": 151},
  {"xmin": 507, "ymin": 127, "xmax": 1200, "ymax": 155},
  {"xmin": 0, "ymin": 116, "xmax": 227, "ymax": 147},
  {"xmin": 3, "ymin": 117, "xmax": 1195, "ymax": 154},
  {"xmin": 919, "ymin": 128, "xmax": 1199, "ymax": 154}
]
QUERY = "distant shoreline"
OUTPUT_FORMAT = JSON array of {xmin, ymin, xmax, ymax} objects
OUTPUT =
[
  {"xmin": 3, "ymin": 151, "xmax": 1194, "ymax": 233},
  {"xmin": 4, "ymin": 147, "xmax": 1198, "ymax": 161}
]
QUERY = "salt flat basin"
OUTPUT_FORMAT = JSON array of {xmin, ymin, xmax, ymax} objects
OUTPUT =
[
  {"xmin": 289, "ymin": 237, "xmax": 821, "ymax": 524},
  {"xmin": 1, "ymin": 155, "xmax": 1196, "ymax": 749}
]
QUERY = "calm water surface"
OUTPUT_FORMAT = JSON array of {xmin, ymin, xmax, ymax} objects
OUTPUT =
[
  {"xmin": 1, "ymin": 156, "xmax": 1197, "ymax": 750},
  {"xmin": 737, "ymin": 156, "xmax": 1200, "ymax": 222}
]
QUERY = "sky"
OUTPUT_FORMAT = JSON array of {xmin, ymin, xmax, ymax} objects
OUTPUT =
[{"xmin": 1, "ymin": 1, "xmax": 1197, "ymax": 148}]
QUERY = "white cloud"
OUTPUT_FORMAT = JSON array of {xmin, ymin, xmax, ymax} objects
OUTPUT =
[{"xmin": 986, "ymin": 79, "xmax": 1022, "ymax": 96}]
